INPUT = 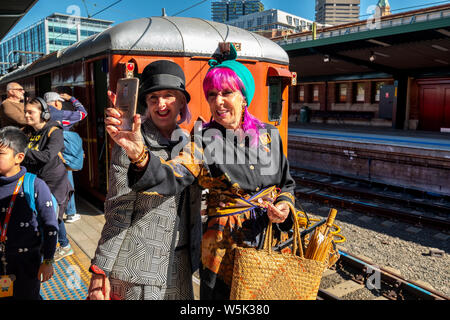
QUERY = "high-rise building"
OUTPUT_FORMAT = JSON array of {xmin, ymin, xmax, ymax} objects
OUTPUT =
[
  {"xmin": 226, "ymin": 9, "xmax": 327, "ymax": 33},
  {"xmin": 226, "ymin": 9, "xmax": 329, "ymax": 39},
  {"xmin": 315, "ymin": 0, "xmax": 360, "ymax": 25},
  {"xmin": 0, "ymin": 13, "xmax": 113, "ymax": 74},
  {"xmin": 211, "ymin": 0, "xmax": 264, "ymax": 23}
]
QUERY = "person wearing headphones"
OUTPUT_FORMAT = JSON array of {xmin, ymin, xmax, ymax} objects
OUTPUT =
[{"xmin": 22, "ymin": 98, "xmax": 74, "ymax": 262}]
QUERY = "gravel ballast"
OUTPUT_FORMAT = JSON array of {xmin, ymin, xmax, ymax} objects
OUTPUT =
[{"xmin": 298, "ymin": 200, "xmax": 450, "ymax": 298}]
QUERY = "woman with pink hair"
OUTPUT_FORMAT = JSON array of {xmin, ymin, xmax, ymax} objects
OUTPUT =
[{"xmin": 105, "ymin": 48, "xmax": 296, "ymax": 299}]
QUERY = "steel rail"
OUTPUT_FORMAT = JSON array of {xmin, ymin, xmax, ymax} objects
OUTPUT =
[
  {"xmin": 290, "ymin": 164, "xmax": 450, "ymax": 202},
  {"xmin": 293, "ymin": 172, "xmax": 450, "ymax": 215},
  {"xmin": 294, "ymin": 186, "xmax": 450, "ymax": 231},
  {"xmin": 337, "ymin": 248, "xmax": 450, "ymax": 300}
]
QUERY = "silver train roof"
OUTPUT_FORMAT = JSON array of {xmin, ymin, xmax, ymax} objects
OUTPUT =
[{"xmin": 0, "ymin": 16, "xmax": 289, "ymax": 83}]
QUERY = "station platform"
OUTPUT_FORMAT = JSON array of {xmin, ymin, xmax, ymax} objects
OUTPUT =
[
  {"xmin": 287, "ymin": 123, "xmax": 450, "ymax": 197},
  {"xmin": 288, "ymin": 123, "xmax": 450, "ymax": 151},
  {"xmin": 40, "ymin": 196, "xmax": 104, "ymax": 300}
]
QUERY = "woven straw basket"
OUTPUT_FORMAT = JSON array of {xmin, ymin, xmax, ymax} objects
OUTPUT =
[{"xmin": 230, "ymin": 220, "xmax": 326, "ymax": 300}]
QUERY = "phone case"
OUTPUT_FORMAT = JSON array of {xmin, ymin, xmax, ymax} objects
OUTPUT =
[{"xmin": 115, "ymin": 78, "xmax": 139, "ymax": 131}]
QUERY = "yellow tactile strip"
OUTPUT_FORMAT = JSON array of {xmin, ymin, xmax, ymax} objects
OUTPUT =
[{"xmin": 40, "ymin": 253, "xmax": 90, "ymax": 300}]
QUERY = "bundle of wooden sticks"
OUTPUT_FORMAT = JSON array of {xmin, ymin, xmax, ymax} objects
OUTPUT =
[{"xmin": 304, "ymin": 208, "xmax": 339, "ymax": 265}]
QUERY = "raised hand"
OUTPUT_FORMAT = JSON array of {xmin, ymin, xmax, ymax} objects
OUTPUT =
[{"xmin": 105, "ymin": 90, "xmax": 145, "ymax": 161}]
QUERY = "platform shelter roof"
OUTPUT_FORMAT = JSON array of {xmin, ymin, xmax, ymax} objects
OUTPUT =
[{"xmin": 275, "ymin": 4, "xmax": 450, "ymax": 81}]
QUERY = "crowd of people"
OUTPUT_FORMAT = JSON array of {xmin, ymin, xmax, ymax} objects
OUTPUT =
[
  {"xmin": 0, "ymin": 45, "xmax": 297, "ymax": 300},
  {"xmin": 0, "ymin": 83, "xmax": 87, "ymax": 299}
]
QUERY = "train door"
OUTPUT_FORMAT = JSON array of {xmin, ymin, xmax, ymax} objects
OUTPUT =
[
  {"xmin": 86, "ymin": 58, "xmax": 108, "ymax": 200},
  {"xmin": 35, "ymin": 73, "xmax": 51, "ymax": 98}
]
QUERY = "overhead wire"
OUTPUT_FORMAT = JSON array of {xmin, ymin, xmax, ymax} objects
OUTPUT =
[
  {"xmin": 172, "ymin": 0, "xmax": 209, "ymax": 17},
  {"xmin": 80, "ymin": 0, "xmax": 209, "ymax": 21},
  {"xmin": 89, "ymin": 0, "xmax": 123, "ymax": 18}
]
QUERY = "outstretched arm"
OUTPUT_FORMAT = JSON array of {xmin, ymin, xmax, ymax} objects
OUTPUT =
[
  {"xmin": 105, "ymin": 90, "xmax": 202, "ymax": 196},
  {"xmin": 59, "ymin": 94, "xmax": 88, "ymax": 127}
]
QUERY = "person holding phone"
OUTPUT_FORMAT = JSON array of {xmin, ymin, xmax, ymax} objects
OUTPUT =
[
  {"xmin": 103, "ymin": 46, "xmax": 296, "ymax": 300},
  {"xmin": 88, "ymin": 60, "xmax": 201, "ymax": 300}
]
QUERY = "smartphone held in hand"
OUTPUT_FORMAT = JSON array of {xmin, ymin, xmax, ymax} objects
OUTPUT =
[{"xmin": 115, "ymin": 77, "xmax": 139, "ymax": 131}]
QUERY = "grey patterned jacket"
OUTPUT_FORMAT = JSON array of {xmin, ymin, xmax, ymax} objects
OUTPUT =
[{"xmin": 92, "ymin": 119, "xmax": 202, "ymax": 286}]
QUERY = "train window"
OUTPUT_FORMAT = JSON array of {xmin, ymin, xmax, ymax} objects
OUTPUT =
[{"xmin": 268, "ymin": 79, "xmax": 283, "ymax": 122}]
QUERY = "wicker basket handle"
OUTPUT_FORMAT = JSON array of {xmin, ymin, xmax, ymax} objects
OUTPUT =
[{"xmin": 264, "ymin": 216, "xmax": 304, "ymax": 257}]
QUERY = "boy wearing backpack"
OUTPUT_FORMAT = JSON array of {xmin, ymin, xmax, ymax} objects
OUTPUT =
[{"xmin": 0, "ymin": 126, "xmax": 58, "ymax": 300}]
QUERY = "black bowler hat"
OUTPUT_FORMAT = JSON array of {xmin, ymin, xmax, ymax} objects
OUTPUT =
[{"xmin": 138, "ymin": 60, "xmax": 191, "ymax": 106}]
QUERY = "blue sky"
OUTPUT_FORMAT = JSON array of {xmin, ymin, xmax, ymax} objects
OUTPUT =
[{"xmin": 6, "ymin": 0, "xmax": 447, "ymax": 38}]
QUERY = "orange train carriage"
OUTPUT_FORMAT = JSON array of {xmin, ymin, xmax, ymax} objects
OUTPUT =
[{"xmin": 0, "ymin": 16, "xmax": 293, "ymax": 204}]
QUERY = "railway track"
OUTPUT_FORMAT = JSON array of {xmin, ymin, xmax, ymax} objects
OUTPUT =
[
  {"xmin": 291, "ymin": 167, "xmax": 450, "ymax": 231},
  {"xmin": 317, "ymin": 249, "xmax": 449, "ymax": 300}
]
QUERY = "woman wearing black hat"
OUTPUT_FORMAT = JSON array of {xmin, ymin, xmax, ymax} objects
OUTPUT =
[{"xmin": 88, "ymin": 60, "xmax": 202, "ymax": 300}]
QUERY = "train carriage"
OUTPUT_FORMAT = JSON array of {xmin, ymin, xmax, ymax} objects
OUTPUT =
[{"xmin": 0, "ymin": 16, "xmax": 293, "ymax": 204}]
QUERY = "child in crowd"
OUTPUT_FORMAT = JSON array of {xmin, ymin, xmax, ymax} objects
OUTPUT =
[
  {"xmin": 0, "ymin": 126, "xmax": 58, "ymax": 299},
  {"xmin": 22, "ymin": 98, "xmax": 74, "ymax": 262}
]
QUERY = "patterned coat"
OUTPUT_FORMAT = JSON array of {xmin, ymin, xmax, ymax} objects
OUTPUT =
[
  {"xmin": 128, "ymin": 121, "xmax": 296, "ymax": 292},
  {"xmin": 91, "ymin": 119, "xmax": 202, "ymax": 296}
]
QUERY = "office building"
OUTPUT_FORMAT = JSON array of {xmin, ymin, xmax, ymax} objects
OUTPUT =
[
  {"xmin": 226, "ymin": 9, "xmax": 326, "ymax": 34},
  {"xmin": 315, "ymin": 0, "xmax": 360, "ymax": 25},
  {"xmin": 212, "ymin": 0, "xmax": 264, "ymax": 23},
  {"xmin": 0, "ymin": 13, "xmax": 113, "ymax": 74}
]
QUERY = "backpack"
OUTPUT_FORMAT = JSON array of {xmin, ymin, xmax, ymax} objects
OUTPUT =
[
  {"xmin": 61, "ymin": 131, "xmax": 84, "ymax": 171},
  {"xmin": 48, "ymin": 127, "xmax": 84, "ymax": 171},
  {"xmin": 23, "ymin": 172, "xmax": 59, "ymax": 221}
]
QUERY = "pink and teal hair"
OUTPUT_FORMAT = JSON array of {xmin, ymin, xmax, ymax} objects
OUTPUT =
[{"xmin": 202, "ymin": 67, "xmax": 265, "ymax": 144}]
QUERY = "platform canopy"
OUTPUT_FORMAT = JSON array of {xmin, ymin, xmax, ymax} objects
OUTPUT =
[
  {"xmin": 276, "ymin": 4, "xmax": 450, "ymax": 81},
  {"xmin": 0, "ymin": 0, "xmax": 38, "ymax": 42}
]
